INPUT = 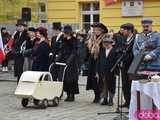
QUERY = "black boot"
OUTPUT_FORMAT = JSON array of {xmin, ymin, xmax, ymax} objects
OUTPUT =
[
  {"xmin": 67, "ymin": 94, "xmax": 75, "ymax": 102},
  {"xmin": 93, "ymin": 90, "xmax": 100, "ymax": 103},
  {"xmin": 64, "ymin": 93, "xmax": 70, "ymax": 101}
]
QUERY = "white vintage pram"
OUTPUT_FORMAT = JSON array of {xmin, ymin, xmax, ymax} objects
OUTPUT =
[{"xmin": 14, "ymin": 62, "xmax": 67, "ymax": 109}]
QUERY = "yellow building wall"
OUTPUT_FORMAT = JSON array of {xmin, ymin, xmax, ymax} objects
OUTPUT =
[
  {"xmin": 100, "ymin": 0, "xmax": 160, "ymax": 32},
  {"xmin": 47, "ymin": 0, "xmax": 98, "ymax": 24},
  {"xmin": 47, "ymin": 0, "xmax": 77, "ymax": 23},
  {"xmin": 48, "ymin": 0, "xmax": 160, "ymax": 31},
  {"xmin": 0, "ymin": 0, "xmax": 39, "ymax": 24}
]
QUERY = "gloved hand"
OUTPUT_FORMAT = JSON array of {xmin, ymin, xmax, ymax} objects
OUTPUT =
[{"xmin": 144, "ymin": 55, "xmax": 152, "ymax": 61}]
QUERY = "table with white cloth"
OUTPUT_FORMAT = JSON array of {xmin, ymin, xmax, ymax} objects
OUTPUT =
[{"xmin": 129, "ymin": 80, "xmax": 160, "ymax": 120}]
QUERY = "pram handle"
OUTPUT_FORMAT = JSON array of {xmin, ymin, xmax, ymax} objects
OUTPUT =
[{"xmin": 55, "ymin": 62, "xmax": 66, "ymax": 66}]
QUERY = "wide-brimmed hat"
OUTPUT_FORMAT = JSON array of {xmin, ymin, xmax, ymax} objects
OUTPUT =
[
  {"xmin": 52, "ymin": 22, "xmax": 62, "ymax": 30},
  {"xmin": 16, "ymin": 19, "xmax": 27, "ymax": 26},
  {"xmin": 91, "ymin": 23, "xmax": 108, "ymax": 33}
]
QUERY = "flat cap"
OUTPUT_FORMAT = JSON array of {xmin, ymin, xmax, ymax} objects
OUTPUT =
[
  {"xmin": 103, "ymin": 35, "xmax": 114, "ymax": 43},
  {"xmin": 120, "ymin": 23, "xmax": 134, "ymax": 31}
]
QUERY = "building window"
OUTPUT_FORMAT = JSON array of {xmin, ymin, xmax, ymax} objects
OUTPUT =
[
  {"xmin": 81, "ymin": 2, "xmax": 99, "ymax": 33},
  {"xmin": 38, "ymin": 2, "xmax": 47, "ymax": 23},
  {"xmin": 39, "ymin": 3, "xmax": 46, "ymax": 12}
]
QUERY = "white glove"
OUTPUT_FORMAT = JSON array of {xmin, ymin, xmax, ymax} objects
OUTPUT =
[
  {"xmin": 144, "ymin": 55, "xmax": 152, "ymax": 61},
  {"xmin": 49, "ymin": 53, "xmax": 53, "ymax": 56}
]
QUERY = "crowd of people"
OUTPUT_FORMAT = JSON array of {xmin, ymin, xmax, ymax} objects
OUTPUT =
[{"xmin": 0, "ymin": 17, "xmax": 160, "ymax": 108}]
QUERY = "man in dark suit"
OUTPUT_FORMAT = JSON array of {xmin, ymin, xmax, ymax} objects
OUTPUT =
[
  {"xmin": 120, "ymin": 23, "xmax": 136, "ymax": 108},
  {"xmin": 50, "ymin": 22, "xmax": 63, "ymax": 61},
  {"xmin": 12, "ymin": 20, "xmax": 28, "ymax": 83},
  {"xmin": 50, "ymin": 22, "xmax": 64, "ymax": 81}
]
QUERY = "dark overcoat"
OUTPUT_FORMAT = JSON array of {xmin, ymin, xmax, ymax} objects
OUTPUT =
[
  {"xmin": 32, "ymin": 41, "xmax": 50, "ymax": 71},
  {"xmin": 57, "ymin": 36, "xmax": 79, "ymax": 94}
]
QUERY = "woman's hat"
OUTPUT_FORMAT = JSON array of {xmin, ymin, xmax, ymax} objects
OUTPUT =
[
  {"xmin": 36, "ymin": 27, "xmax": 47, "ymax": 37},
  {"xmin": 91, "ymin": 23, "xmax": 108, "ymax": 33}
]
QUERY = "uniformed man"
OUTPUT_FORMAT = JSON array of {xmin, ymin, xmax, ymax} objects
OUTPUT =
[{"xmin": 133, "ymin": 17, "xmax": 160, "ymax": 71}]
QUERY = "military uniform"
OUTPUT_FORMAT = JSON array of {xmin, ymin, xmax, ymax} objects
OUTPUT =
[{"xmin": 133, "ymin": 31, "xmax": 160, "ymax": 71}]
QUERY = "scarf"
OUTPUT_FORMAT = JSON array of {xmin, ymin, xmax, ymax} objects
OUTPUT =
[{"xmin": 87, "ymin": 34, "xmax": 107, "ymax": 59}]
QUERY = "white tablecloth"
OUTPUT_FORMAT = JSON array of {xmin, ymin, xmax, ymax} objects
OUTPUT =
[{"xmin": 129, "ymin": 81, "xmax": 160, "ymax": 120}]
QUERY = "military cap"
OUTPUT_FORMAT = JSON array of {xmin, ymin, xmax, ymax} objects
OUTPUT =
[{"xmin": 141, "ymin": 17, "xmax": 153, "ymax": 24}]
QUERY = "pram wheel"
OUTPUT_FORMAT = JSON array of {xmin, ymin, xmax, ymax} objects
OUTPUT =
[
  {"xmin": 33, "ymin": 99, "xmax": 40, "ymax": 106},
  {"xmin": 39, "ymin": 99, "xmax": 48, "ymax": 109},
  {"xmin": 52, "ymin": 97, "xmax": 59, "ymax": 107},
  {"xmin": 21, "ymin": 98, "xmax": 29, "ymax": 107}
]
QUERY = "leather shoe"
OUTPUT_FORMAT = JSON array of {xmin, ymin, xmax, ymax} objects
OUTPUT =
[
  {"xmin": 108, "ymin": 99, "xmax": 114, "ymax": 106},
  {"xmin": 100, "ymin": 98, "xmax": 108, "ymax": 105}
]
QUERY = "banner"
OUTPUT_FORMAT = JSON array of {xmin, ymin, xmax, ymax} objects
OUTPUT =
[
  {"xmin": 0, "ymin": 33, "xmax": 5, "ymax": 63},
  {"xmin": 104, "ymin": 0, "xmax": 117, "ymax": 6}
]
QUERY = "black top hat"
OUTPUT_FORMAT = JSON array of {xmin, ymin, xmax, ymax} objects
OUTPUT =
[
  {"xmin": 141, "ymin": 17, "xmax": 153, "ymax": 24},
  {"xmin": 16, "ymin": 19, "xmax": 27, "ymax": 26},
  {"xmin": 91, "ymin": 23, "xmax": 108, "ymax": 33},
  {"xmin": 52, "ymin": 22, "xmax": 62, "ymax": 30},
  {"xmin": 28, "ymin": 27, "xmax": 36, "ymax": 32},
  {"xmin": 63, "ymin": 25, "xmax": 72, "ymax": 34},
  {"xmin": 121, "ymin": 23, "xmax": 134, "ymax": 31}
]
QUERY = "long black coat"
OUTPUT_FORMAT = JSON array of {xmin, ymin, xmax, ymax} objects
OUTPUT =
[
  {"xmin": 12, "ymin": 30, "xmax": 28, "ymax": 79},
  {"xmin": 86, "ymin": 54, "xmax": 98, "ymax": 91},
  {"xmin": 57, "ymin": 36, "xmax": 79, "ymax": 94},
  {"xmin": 86, "ymin": 44, "xmax": 103, "ymax": 91}
]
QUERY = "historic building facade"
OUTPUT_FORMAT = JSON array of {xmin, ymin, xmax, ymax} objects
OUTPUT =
[{"xmin": 47, "ymin": 0, "xmax": 160, "ymax": 31}]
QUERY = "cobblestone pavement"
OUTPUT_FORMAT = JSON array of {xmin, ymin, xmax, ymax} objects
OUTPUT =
[{"xmin": 0, "ymin": 71, "xmax": 129, "ymax": 120}]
